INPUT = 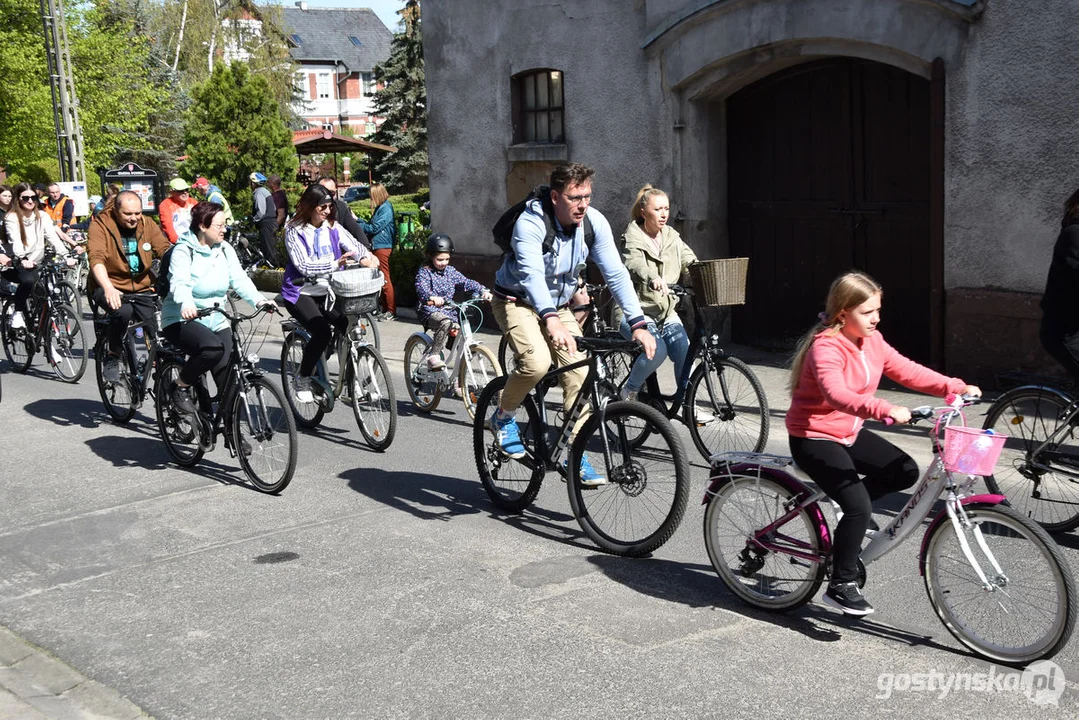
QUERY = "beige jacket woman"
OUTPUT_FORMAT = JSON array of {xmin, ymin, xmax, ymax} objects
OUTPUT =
[{"xmin": 622, "ymin": 220, "xmax": 697, "ymax": 324}]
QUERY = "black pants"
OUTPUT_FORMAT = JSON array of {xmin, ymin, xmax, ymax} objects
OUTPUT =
[
  {"xmin": 1040, "ymin": 318, "xmax": 1079, "ymax": 385},
  {"xmin": 257, "ymin": 218, "xmax": 279, "ymax": 268},
  {"xmin": 3, "ymin": 265, "xmax": 39, "ymax": 315},
  {"xmin": 162, "ymin": 320, "xmax": 233, "ymax": 393},
  {"xmin": 789, "ymin": 431, "xmax": 919, "ymax": 584},
  {"xmin": 92, "ymin": 288, "xmax": 156, "ymax": 355},
  {"xmin": 285, "ymin": 294, "xmax": 347, "ymax": 377}
]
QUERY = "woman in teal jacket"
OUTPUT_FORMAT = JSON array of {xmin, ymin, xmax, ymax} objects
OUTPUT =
[
  {"xmin": 161, "ymin": 201, "xmax": 275, "ymax": 413},
  {"xmin": 359, "ymin": 182, "xmax": 396, "ymax": 319}
]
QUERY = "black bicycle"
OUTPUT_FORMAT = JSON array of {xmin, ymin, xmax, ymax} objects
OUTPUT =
[
  {"xmin": 226, "ymin": 219, "xmax": 275, "ymax": 274},
  {"xmin": 473, "ymin": 335, "xmax": 691, "ymax": 556},
  {"xmin": 628, "ymin": 284, "xmax": 769, "ymax": 461},
  {"xmin": 94, "ymin": 293, "xmax": 160, "ymax": 423},
  {"xmin": 1, "ymin": 255, "xmax": 87, "ymax": 382},
  {"xmin": 155, "ymin": 304, "xmax": 298, "ymax": 493}
]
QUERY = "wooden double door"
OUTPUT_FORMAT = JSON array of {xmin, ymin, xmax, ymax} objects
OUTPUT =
[{"xmin": 727, "ymin": 57, "xmax": 941, "ymax": 365}]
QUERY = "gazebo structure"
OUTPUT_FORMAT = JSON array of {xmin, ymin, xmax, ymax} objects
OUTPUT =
[{"xmin": 292, "ymin": 130, "xmax": 396, "ymax": 186}]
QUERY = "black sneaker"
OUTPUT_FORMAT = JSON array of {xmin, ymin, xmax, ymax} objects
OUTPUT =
[
  {"xmin": 822, "ymin": 582, "xmax": 875, "ymax": 616},
  {"xmin": 171, "ymin": 383, "xmax": 198, "ymax": 414}
]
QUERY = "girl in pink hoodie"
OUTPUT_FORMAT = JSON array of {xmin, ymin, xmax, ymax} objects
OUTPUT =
[{"xmin": 786, "ymin": 271, "xmax": 980, "ymax": 616}]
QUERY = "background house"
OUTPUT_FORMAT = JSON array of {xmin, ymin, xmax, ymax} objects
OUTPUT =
[{"xmin": 422, "ymin": 0, "xmax": 1077, "ymax": 384}]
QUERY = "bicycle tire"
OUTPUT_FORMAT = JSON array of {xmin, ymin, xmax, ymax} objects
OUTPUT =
[
  {"xmin": 567, "ymin": 400, "xmax": 691, "ymax": 556},
  {"xmin": 686, "ymin": 356, "xmax": 769, "ymax": 461},
  {"xmin": 55, "ymin": 280, "xmax": 83, "ymax": 318},
  {"xmin": 358, "ymin": 312, "xmax": 381, "ymax": 351},
  {"xmin": 459, "ymin": 343, "xmax": 501, "ymax": 420},
  {"xmin": 232, "ymin": 375, "xmax": 298, "ymax": 494},
  {"xmin": 703, "ymin": 473, "xmax": 826, "ymax": 610},
  {"xmin": 403, "ymin": 333, "xmax": 442, "ymax": 413},
  {"xmin": 95, "ymin": 334, "xmax": 137, "ymax": 423},
  {"xmin": 48, "ymin": 303, "xmax": 87, "ymax": 383},
  {"xmin": 923, "ymin": 502, "xmax": 1076, "ymax": 664},
  {"xmin": 155, "ymin": 358, "xmax": 205, "ymax": 467},
  {"xmin": 350, "ymin": 345, "xmax": 396, "ymax": 451},
  {"xmin": 473, "ymin": 377, "xmax": 545, "ymax": 512},
  {"xmin": 279, "ymin": 331, "xmax": 326, "ymax": 429},
  {"xmin": 497, "ymin": 334, "xmax": 515, "ymax": 375},
  {"xmin": 1, "ymin": 300, "xmax": 34, "ymax": 372},
  {"xmin": 982, "ymin": 386, "xmax": 1079, "ymax": 533}
]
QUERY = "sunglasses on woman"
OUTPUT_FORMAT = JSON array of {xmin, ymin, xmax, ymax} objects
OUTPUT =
[{"xmin": 19, "ymin": 195, "xmax": 36, "ymax": 202}]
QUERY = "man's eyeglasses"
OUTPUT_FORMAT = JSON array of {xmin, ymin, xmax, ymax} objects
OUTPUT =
[{"xmin": 562, "ymin": 193, "xmax": 592, "ymax": 206}]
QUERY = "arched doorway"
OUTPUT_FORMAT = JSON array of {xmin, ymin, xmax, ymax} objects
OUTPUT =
[{"xmin": 727, "ymin": 57, "xmax": 941, "ymax": 365}]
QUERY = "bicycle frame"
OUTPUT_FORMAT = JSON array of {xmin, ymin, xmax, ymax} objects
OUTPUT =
[
  {"xmin": 281, "ymin": 310, "xmax": 373, "ymax": 411},
  {"xmin": 98, "ymin": 307, "xmax": 159, "ymax": 404},
  {"xmin": 410, "ymin": 298, "xmax": 483, "ymax": 389}
]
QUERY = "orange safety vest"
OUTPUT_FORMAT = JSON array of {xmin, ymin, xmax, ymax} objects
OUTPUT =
[{"xmin": 45, "ymin": 196, "xmax": 72, "ymax": 226}]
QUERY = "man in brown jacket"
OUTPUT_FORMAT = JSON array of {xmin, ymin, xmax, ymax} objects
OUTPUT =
[{"xmin": 88, "ymin": 190, "xmax": 172, "ymax": 383}]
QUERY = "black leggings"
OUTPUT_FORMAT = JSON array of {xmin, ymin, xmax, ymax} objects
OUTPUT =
[
  {"xmin": 789, "ymin": 431, "xmax": 919, "ymax": 584},
  {"xmin": 162, "ymin": 320, "xmax": 233, "ymax": 393},
  {"xmin": 3, "ymin": 265, "xmax": 39, "ymax": 315},
  {"xmin": 285, "ymin": 294, "xmax": 347, "ymax": 377},
  {"xmin": 92, "ymin": 288, "xmax": 156, "ymax": 355}
]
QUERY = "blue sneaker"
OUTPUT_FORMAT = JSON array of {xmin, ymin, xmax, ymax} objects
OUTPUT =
[
  {"xmin": 489, "ymin": 410, "xmax": 526, "ymax": 459},
  {"xmin": 577, "ymin": 456, "xmax": 607, "ymax": 487}
]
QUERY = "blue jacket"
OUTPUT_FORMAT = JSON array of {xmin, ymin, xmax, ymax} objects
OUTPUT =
[
  {"xmin": 161, "ymin": 231, "xmax": 264, "ymax": 332},
  {"xmin": 494, "ymin": 200, "xmax": 646, "ymax": 329},
  {"xmin": 360, "ymin": 202, "xmax": 395, "ymax": 250}
]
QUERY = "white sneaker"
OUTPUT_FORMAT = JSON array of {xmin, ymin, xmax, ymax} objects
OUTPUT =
[
  {"xmin": 293, "ymin": 375, "xmax": 316, "ymax": 404},
  {"xmin": 9, "ymin": 311, "xmax": 25, "ymax": 330}
]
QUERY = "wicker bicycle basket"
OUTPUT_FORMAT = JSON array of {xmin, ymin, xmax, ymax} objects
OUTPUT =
[
  {"xmin": 688, "ymin": 258, "xmax": 749, "ymax": 306},
  {"xmin": 329, "ymin": 267, "xmax": 384, "ymax": 298}
]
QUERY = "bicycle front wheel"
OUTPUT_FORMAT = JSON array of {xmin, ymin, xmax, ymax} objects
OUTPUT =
[
  {"xmin": 56, "ymin": 280, "xmax": 83, "ymax": 318},
  {"xmin": 350, "ymin": 346, "xmax": 396, "ymax": 451},
  {"xmin": 49, "ymin": 304, "xmax": 87, "ymax": 383},
  {"xmin": 357, "ymin": 312, "xmax": 381, "ymax": 351},
  {"xmin": 2, "ymin": 300, "xmax": 34, "ymax": 372},
  {"xmin": 472, "ymin": 377, "xmax": 545, "ymax": 512},
  {"xmin": 95, "ymin": 334, "xmax": 137, "ymax": 423},
  {"xmin": 686, "ymin": 356, "xmax": 769, "ymax": 461},
  {"xmin": 155, "ymin": 358, "xmax": 204, "ymax": 467},
  {"xmin": 459, "ymin": 343, "xmax": 501, "ymax": 419},
  {"xmin": 567, "ymin": 400, "xmax": 690, "ymax": 556},
  {"xmin": 232, "ymin": 376, "xmax": 298, "ymax": 494},
  {"xmin": 280, "ymin": 331, "xmax": 325, "ymax": 429},
  {"xmin": 704, "ymin": 473, "xmax": 826, "ymax": 610},
  {"xmin": 403, "ymin": 333, "xmax": 442, "ymax": 413},
  {"xmin": 923, "ymin": 503, "xmax": 1076, "ymax": 664},
  {"xmin": 982, "ymin": 387, "xmax": 1079, "ymax": 533}
]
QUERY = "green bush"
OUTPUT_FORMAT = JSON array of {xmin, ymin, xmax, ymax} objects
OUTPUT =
[{"xmin": 389, "ymin": 239, "xmax": 427, "ymax": 309}]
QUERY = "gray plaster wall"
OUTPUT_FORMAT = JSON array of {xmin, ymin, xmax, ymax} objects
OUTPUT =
[
  {"xmin": 423, "ymin": 0, "xmax": 669, "ymax": 256},
  {"xmin": 945, "ymin": 0, "xmax": 1079, "ymax": 292}
]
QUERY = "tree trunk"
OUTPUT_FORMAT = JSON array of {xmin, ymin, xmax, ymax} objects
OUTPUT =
[{"xmin": 172, "ymin": 0, "xmax": 188, "ymax": 73}]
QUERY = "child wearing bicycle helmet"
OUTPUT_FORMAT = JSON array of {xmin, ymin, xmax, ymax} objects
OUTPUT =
[
  {"xmin": 415, "ymin": 233, "xmax": 491, "ymax": 370},
  {"xmin": 786, "ymin": 271, "xmax": 980, "ymax": 616}
]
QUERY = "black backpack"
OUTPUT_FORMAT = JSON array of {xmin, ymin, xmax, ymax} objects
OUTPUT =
[
  {"xmin": 492, "ymin": 185, "xmax": 594, "ymax": 257},
  {"xmin": 154, "ymin": 243, "xmax": 191, "ymax": 299}
]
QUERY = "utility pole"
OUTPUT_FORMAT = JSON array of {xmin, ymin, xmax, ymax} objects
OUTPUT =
[{"xmin": 39, "ymin": 0, "xmax": 86, "ymax": 184}]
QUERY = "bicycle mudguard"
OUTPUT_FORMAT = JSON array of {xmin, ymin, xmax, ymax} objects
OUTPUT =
[
  {"xmin": 917, "ymin": 495, "xmax": 1008, "ymax": 576},
  {"xmin": 703, "ymin": 464, "xmax": 833, "ymax": 548}
]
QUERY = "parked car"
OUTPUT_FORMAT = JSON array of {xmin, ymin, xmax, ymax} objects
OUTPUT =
[{"xmin": 343, "ymin": 185, "xmax": 370, "ymax": 203}]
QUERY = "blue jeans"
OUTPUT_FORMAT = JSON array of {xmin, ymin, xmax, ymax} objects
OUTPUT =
[{"xmin": 620, "ymin": 318, "xmax": 692, "ymax": 394}]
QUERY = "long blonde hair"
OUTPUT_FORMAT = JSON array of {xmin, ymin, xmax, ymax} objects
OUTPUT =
[
  {"xmin": 788, "ymin": 271, "xmax": 883, "ymax": 391},
  {"xmin": 630, "ymin": 184, "xmax": 667, "ymax": 223}
]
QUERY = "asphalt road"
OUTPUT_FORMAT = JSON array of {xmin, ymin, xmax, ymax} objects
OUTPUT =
[{"xmin": 0, "ymin": 308, "xmax": 1075, "ymax": 719}]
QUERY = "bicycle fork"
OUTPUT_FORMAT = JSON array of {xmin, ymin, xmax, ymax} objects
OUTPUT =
[{"xmin": 943, "ymin": 496, "xmax": 1009, "ymax": 592}]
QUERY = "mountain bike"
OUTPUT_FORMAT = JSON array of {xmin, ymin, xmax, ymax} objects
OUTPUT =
[
  {"xmin": 473, "ymin": 335, "xmax": 691, "ymax": 556},
  {"xmin": 404, "ymin": 297, "xmax": 501, "ymax": 419},
  {"xmin": 627, "ymin": 284, "xmax": 768, "ymax": 461},
  {"xmin": 981, "ymin": 383, "xmax": 1079, "ymax": 533},
  {"xmin": 155, "ymin": 304, "xmax": 298, "ymax": 493},
  {"xmin": 703, "ymin": 395, "xmax": 1076, "ymax": 665},
  {"xmin": 280, "ymin": 269, "xmax": 396, "ymax": 451},
  {"xmin": 1, "ymin": 256, "xmax": 87, "ymax": 382},
  {"xmin": 94, "ymin": 293, "xmax": 160, "ymax": 423}
]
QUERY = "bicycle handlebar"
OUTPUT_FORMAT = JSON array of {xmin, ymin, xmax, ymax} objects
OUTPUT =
[
  {"xmin": 195, "ymin": 302, "xmax": 278, "ymax": 323},
  {"xmin": 883, "ymin": 394, "xmax": 982, "ymax": 425}
]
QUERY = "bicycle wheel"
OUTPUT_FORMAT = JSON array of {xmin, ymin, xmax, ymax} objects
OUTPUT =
[
  {"xmin": 280, "ymin": 331, "xmax": 325, "ymax": 429},
  {"xmin": 923, "ymin": 503, "xmax": 1076, "ymax": 664},
  {"xmin": 55, "ymin": 280, "xmax": 83, "ymax": 318},
  {"xmin": 497, "ymin": 334, "xmax": 515, "ymax": 375},
  {"xmin": 982, "ymin": 387, "xmax": 1079, "ymax": 533},
  {"xmin": 403, "ymin": 333, "xmax": 442, "ymax": 412},
  {"xmin": 703, "ymin": 473, "xmax": 826, "ymax": 610},
  {"xmin": 686, "ymin": 356, "xmax": 769, "ymax": 461},
  {"xmin": 95, "ymin": 334, "xmax": 137, "ymax": 423},
  {"xmin": 472, "ymin": 377, "xmax": 545, "ymax": 512},
  {"xmin": 1, "ymin": 300, "xmax": 34, "ymax": 372},
  {"xmin": 567, "ymin": 400, "xmax": 691, "ymax": 556},
  {"xmin": 357, "ymin": 312, "xmax": 381, "ymax": 351},
  {"xmin": 350, "ymin": 345, "xmax": 396, "ymax": 451},
  {"xmin": 48, "ymin": 303, "xmax": 87, "ymax": 383},
  {"xmin": 155, "ymin": 358, "xmax": 205, "ymax": 467},
  {"xmin": 459, "ymin": 344, "xmax": 501, "ymax": 420},
  {"xmin": 232, "ymin": 375, "xmax": 298, "ymax": 494}
]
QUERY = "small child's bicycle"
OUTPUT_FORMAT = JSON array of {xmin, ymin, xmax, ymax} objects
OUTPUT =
[
  {"xmin": 403, "ymin": 297, "xmax": 501, "ymax": 419},
  {"xmin": 702, "ymin": 395, "xmax": 1076, "ymax": 665}
]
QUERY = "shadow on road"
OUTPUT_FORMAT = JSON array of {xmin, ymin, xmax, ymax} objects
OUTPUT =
[
  {"xmin": 23, "ymin": 397, "xmax": 110, "ymax": 429},
  {"xmin": 343, "ymin": 467, "xmax": 484, "ymax": 521}
]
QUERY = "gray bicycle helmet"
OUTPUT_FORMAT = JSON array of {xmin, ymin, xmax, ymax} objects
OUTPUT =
[{"xmin": 426, "ymin": 233, "xmax": 454, "ymax": 256}]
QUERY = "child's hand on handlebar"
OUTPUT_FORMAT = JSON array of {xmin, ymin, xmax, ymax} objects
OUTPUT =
[
  {"xmin": 481, "ymin": 290, "xmax": 492, "ymax": 302},
  {"xmin": 963, "ymin": 384, "xmax": 982, "ymax": 398},
  {"xmin": 427, "ymin": 296, "xmax": 445, "ymax": 307},
  {"xmin": 887, "ymin": 406, "xmax": 912, "ymax": 425}
]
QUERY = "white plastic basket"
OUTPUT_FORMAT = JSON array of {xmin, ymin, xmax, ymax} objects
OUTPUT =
[{"xmin": 330, "ymin": 267, "xmax": 384, "ymax": 298}]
